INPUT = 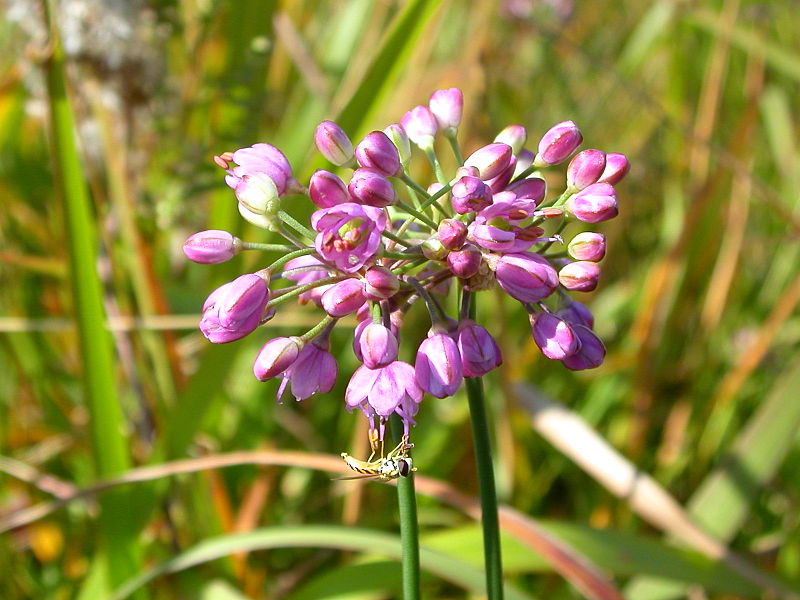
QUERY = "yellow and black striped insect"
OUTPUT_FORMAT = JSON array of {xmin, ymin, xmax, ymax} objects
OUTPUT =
[{"xmin": 339, "ymin": 437, "xmax": 416, "ymax": 481}]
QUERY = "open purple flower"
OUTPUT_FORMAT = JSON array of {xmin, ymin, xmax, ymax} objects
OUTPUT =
[
  {"xmin": 345, "ymin": 361, "xmax": 423, "ymax": 426},
  {"xmin": 311, "ymin": 202, "xmax": 388, "ymax": 273},
  {"xmin": 277, "ymin": 339, "xmax": 337, "ymax": 402},
  {"xmin": 224, "ymin": 143, "xmax": 295, "ymax": 196}
]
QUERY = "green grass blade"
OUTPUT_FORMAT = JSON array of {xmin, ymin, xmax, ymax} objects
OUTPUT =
[
  {"xmin": 110, "ymin": 526, "xmax": 535, "ymax": 600},
  {"xmin": 42, "ymin": 0, "xmax": 142, "ymax": 592}
]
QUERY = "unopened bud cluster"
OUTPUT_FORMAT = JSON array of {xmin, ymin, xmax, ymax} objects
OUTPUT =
[{"xmin": 185, "ymin": 88, "xmax": 628, "ymax": 443}]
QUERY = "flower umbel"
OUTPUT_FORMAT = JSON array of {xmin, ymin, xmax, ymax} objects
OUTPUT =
[{"xmin": 186, "ymin": 90, "xmax": 628, "ymax": 444}]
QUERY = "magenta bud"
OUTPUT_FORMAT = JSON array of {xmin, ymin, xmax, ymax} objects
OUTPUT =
[
  {"xmin": 562, "ymin": 325, "xmax": 606, "ymax": 370},
  {"xmin": 492, "ymin": 252, "xmax": 559, "ymax": 303},
  {"xmin": 315, "ymin": 120, "xmax": 354, "ymax": 166},
  {"xmin": 567, "ymin": 232, "xmax": 606, "ymax": 261},
  {"xmin": 183, "ymin": 230, "xmax": 242, "ymax": 264},
  {"xmin": 429, "ymin": 88, "xmax": 463, "ymax": 131},
  {"xmin": 447, "ymin": 243, "xmax": 482, "ymax": 278},
  {"xmin": 507, "ymin": 177, "xmax": 546, "ymax": 205},
  {"xmin": 559, "ymin": 261, "xmax": 601, "ymax": 292},
  {"xmin": 566, "ymin": 183, "xmax": 618, "ymax": 223},
  {"xmin": 529, "ymin": 312, "xmax": 580, "ymax": 360},
  {"xmin": 513, "ymin": 149, "xmax": 535, "ymax": 176},
  {"xmin": 567, "ymin": 149, "xmax": 606, "ymax": 191},
  {"xmin": 363, "ymin": 266, "xmax": 400, "ymax": 301},
  {"xmin": 597, "ymin": 153, "xmax": 630, "ymax": 185},
  {"xmin": 355, "ymin": 131, "xmax": 403, "ymax": 177},
  {"xmin": 254, "ymin": 336, "xmax": 304, "ymax": 381},
  {"xmin": 458, "ymin": 321, "xmax": 502, "ymax": 377},
  {"xmin": 437, "ymin": 219, "xmax": 468, "ymax": 250},
  {"xmin": 309, "ymin": 170, "xmax": 349, "ymax": 208},
  {"xmin": 321, "ymin": 278, "xmax": 367, "ymax": 317},
  {"xmin": 536, "ymin": 120, "xmax": 582, "ymax": 166},
  {"xmin": 451, "ymin": 175, "xmax": 493, "ymax": 214},
  {"xmin": 401, "ymin": 105, "xmax": 438, "ymax": 148},
  {"xmin": 557, "ymin": 300, "xmax": 595, "ymax": 330},
  {"xmin": 486, "ymin": 155, "xmax": 517, "ymax": 193},
  {"xmin": 216, "ymin": 273, "xmax": 270, "ymax": 329},
  {"xmin": 415, "ymin": 333, "xmax": 464, "ymax": 398},
  {"xmin": 421, "ymin": 237, "xmax": 448, "ymax": 261},
  {"xmin": 360, "ymin": 322, "xmax": 399, "ymax": 368},
  {"xmin": 454, "ymin": 165, "xmax": 481, "ymax": 179},
  {"xmin": 494, "ymin": 124, "xmax": 527, "ymax": 154},
  {"xmin": 348, "ymin": 168, "xmax": 397, "ymax": 208},
  {"xmin": 464, "ymin": 143, "xmax": 513, "ymax": 181},
  {"xmin": 383, "ymin": 123, "xmax": 412, "ymax": 165}
]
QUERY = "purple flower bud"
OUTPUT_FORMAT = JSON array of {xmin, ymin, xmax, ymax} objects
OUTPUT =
[
  {"xmin": 559, "ymin": 261, "xmax": 601, "ymax": 292},
  {"xmin": 557, "ymin": 300, "xmax": 595, "ymax": 329},
  {"xmin": 421, "ymin": 237, "xmax": 448, "ymax": 261},
  {"xmin": 384, "ymin": 123, "xmax": 412, "ymax": 165},
  {"xmin": 225, "ymin": 143, "xmax": 293, "ymax": 196},
  {"xmin": 567, "ymin": 149, "xmax": 606, "ymax": 191},
  {"xmin": 199, "ymin": 276, "xmax": 269, "ymax": 344},
  {"xmin": 566, "ymin": 183, "xmax": 618, "ymax": 223},
  {"xmin": 321, "ymin": 278, "xmax": 367, "ymax": 317},
  {"xmin": 486, "ymin": 155, "xmax": 517, "ymax": 193},
  {"xmin": 253, "ymin": 336, "xmax": 304, "ymax": 381},
  {"xmin": 277, "ymin": 340, "xmax": 338, "ymax": 401},
  {"xmin": 428, "ymin": 182, "xmax": 445, "ymax": 196},
  {"xmin": 597, "ymin": 153, "xmax": 630, "ymax": 185},
  {"xmin": 315, "ymin": 120, "xmax": 354, "ymax": 166},
  {"xmin": 234, "ymin": 172, "xmax": 280, "ymax": 216},
  {"xmin": 454, "ymin": 165, "xmax": 481, "ymax": 179},
  {"xmin": 429, "ymin": 88, "xmax": 463, "ymax": 131},
  {"xmin": 458, "ymin": 321, "xmax": 502, "ymax": 377},
  {"xmin": 567, "ymin": 232, "xmax": 606, "ymax": 261},
  {"xmin": 309, "ymin": 170, "xmax": 349, "ymax": 208},
  {"xmin": 415, "ymin": 333, "xmax": 464, "ymax": 398},
  {"xmin": 363, "ymin": 265, "xmax": 400, "ymax": 301},
  {"xmin": 355, "ymin": 131, "xmax": 403, "ymax": 177},
  {"xmin": 562, "ymin": 325, "xmax": 605, "ymax": 370},
  {"xmin": 536, "ymin": 120, "xmax": 582, "ymax": 166},
  {"xmin": 360, "ymin": 323, "xmax": 399, "ymax": 368},
  {"xmin": 438, "ymin": 219, "xmax": 468, "ymax": 250},
  {"xmin": 514, "ymin": 149, "xmax": 535, "ymax": 176},
  {"xmin": 507, "ymin": 177, "xmax": 546, "ymax": 205},
  {"xmin": 183, "ymin": 230, "xmax": 242, "ymax": 264},
  {"xmin": 216, "ymin": 273, "xmax": 270, "ymax": 329},
  {"xmin": 401, "ymin": 105, "xmax": 438, "ymax": 148},
  {"xmin": 464, "ymin": 143, "xmax": 513, "ymax": 181},
  {"xmin": 347, "ymin": 168, "xmax": 397, "ymax": 208},
  {"xmin": 494, "ymin": 124, "xmax": 527, "ymax": 154},
  {"xmin": 451, "ymin": 175, "xmax": 493, "ymax": 214},
  {"xmin": 492, "ymin": 252, "xmax": 559, "ymax": 303},
  {"xmin": 447, "ymin": 243, "xmax": 482, "ymax": 278},
  {"xmin": 345, "ymin": 361, "xmax": 422, "ymax": 419},
  {"xmin": 529, "ymin": 312, "xmax": 580, "ymax": 360}
]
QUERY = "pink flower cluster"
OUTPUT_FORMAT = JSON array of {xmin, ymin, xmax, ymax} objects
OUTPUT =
[{"xmin": 184, "ymin": 88, "xmax": 629, "ymax": 442}]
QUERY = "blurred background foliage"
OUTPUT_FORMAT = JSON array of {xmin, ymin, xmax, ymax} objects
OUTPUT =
[{"xmin": 1, "ymin": 0, "xmax": 799, "ymax": 598}]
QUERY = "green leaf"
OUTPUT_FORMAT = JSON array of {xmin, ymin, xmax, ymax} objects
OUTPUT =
[{"xmin": 110, "ymin": 526, "xmax": 535, "ymax": 600}]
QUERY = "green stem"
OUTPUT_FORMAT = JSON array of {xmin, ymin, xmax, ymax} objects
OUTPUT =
[
  {"xmin": 390, "ymin": 415, "xmax": 421, "ymax": 600},
  {"xmin": 424, "ymin": 147, "xmax": 447, "ymax": 185},
  {"xmin": 510, "ymin": 164, "xmax": 535, "ymax": 183},
  {"xmin": 241, "ymin": 242, "xmax": 298, "ymax": 252},
  {"xmin": 382, "ymin": 230, "xmax": 414, "ymax": 248},
  {"xmin": 445, "ymin": 130, "xmax": 464, "ymax": 165},
  {"xmin": 401, "ymin": 173, "xmax": 449, "ymax": 218},
  {"xmin": 266, "ymin": 275, "xmax": 347, "ymax": 308},
  {"xmin": 395, "ymin": 200, "xmax": 439, "ymax": 230},
  {"xmin": 267, "ymin": 247, "xmax": 316, "ymax": 272},
  {"xmin": 279, "ymin": 210, "xmax": 316, "ymax": 240},
  {"xmin": 399, "ymin": 173, "xmax": 431, "ymax": 200},
  {"xmin": 299, "ymin": 315, "xmax": 336, "ymax": 342},
  {"xmin": 420, "ymin": 182, "xmax": 452, "ymax": 213},
  {"xmin": 465, "ymin": 295, "xmax": 504, "ymax": 600}
]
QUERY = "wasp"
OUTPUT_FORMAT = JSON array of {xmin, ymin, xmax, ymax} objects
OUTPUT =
[{"xmin": 339, "ymin": 436, "xmax": 416, "ymax": 481}]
